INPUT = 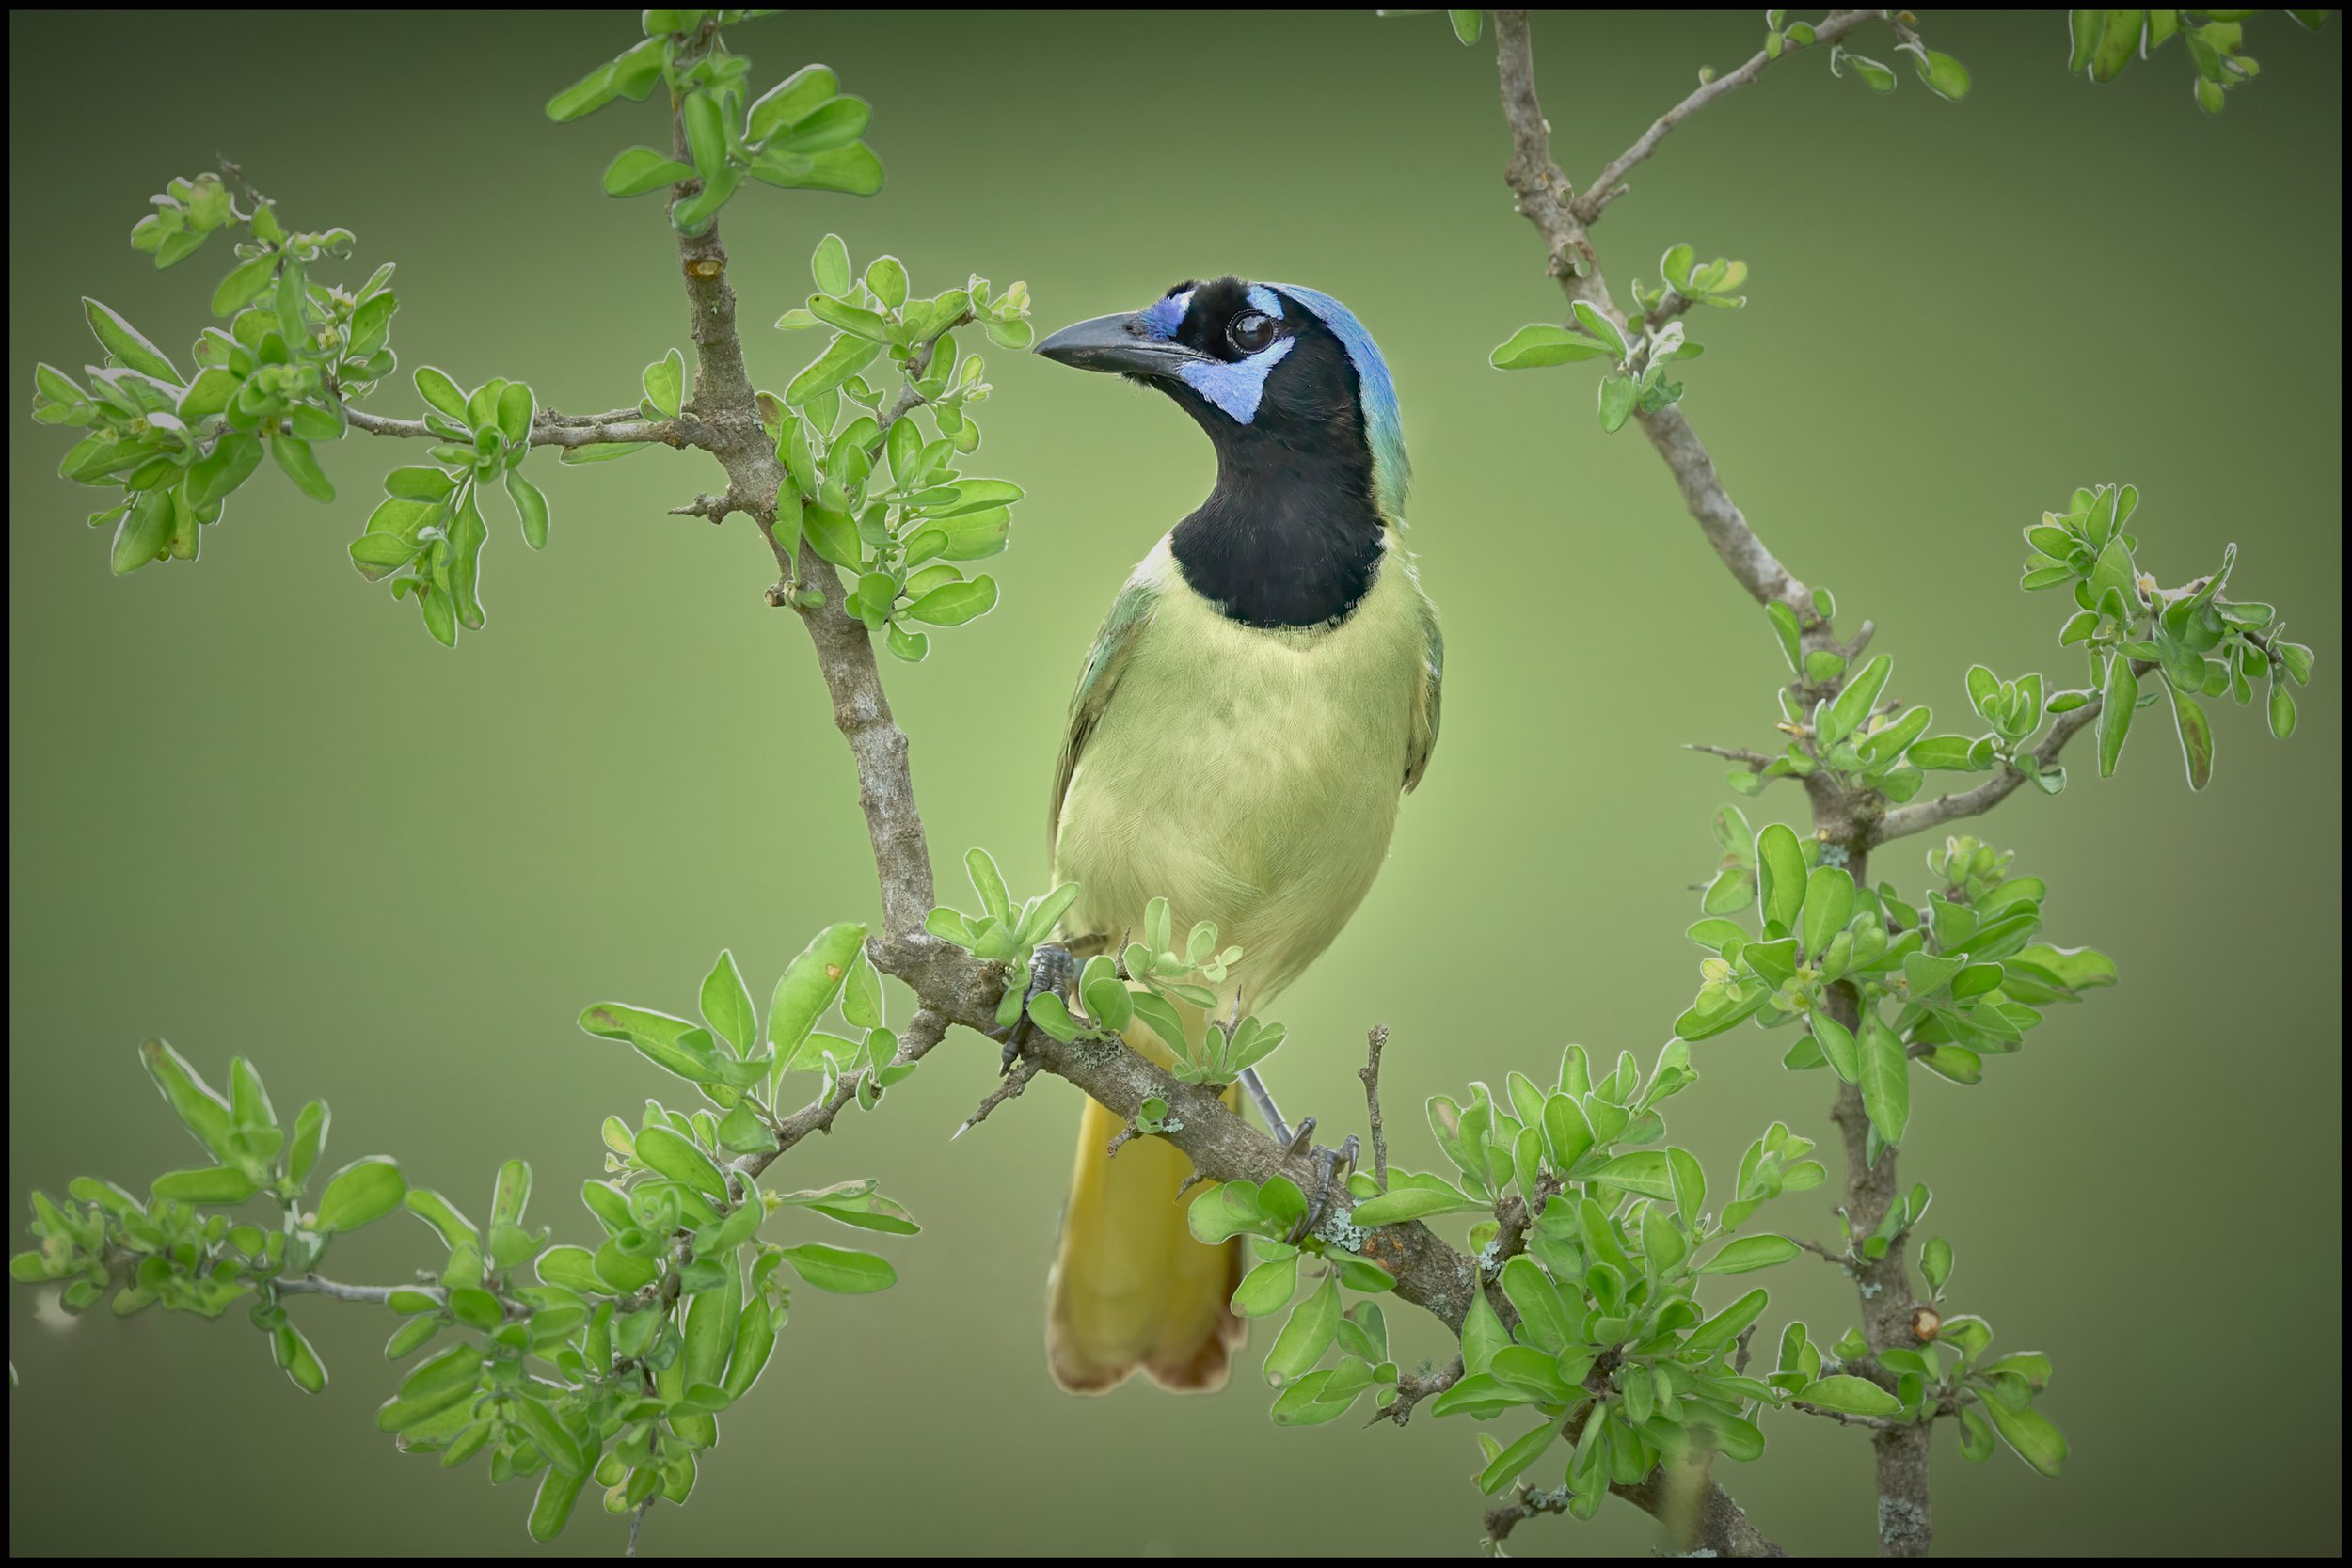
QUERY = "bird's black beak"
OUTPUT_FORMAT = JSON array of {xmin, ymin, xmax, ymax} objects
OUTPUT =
[{"xmin": 1033, "ymin": 312, "xmax": 1205, "ymax": 378}]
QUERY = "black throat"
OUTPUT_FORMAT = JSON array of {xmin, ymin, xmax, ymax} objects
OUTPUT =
[{"xmin": 1169, "ymin": 445, "xmax": 1385, "ymax": 629}]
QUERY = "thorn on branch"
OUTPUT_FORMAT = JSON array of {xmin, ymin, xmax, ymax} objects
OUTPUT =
[
  {"xmin": 952, "ymin": 1057, "xmax": 1040, "ymax": 1141},
  {"xmin": 669, "ymin": 491, "xmax": 738, "ymax": 523},
  {"xmin": 1687, "ymin": 741, "xmax": 1774, "ymax": 769},
  {"xmin": 1376, "ymin": 1355, "xmax": 1464, "ymax": 1428}
]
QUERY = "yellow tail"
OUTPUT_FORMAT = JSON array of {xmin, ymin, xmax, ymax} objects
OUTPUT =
[{"xmin": 1046, "ymin": 1014, "xmax": 1245, "ymax": 1393}]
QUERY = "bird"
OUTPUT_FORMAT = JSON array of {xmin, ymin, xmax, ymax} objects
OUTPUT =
[{"xmin": 1029, "ymin": 276, "xmax": 1442, "ymax": 1394}]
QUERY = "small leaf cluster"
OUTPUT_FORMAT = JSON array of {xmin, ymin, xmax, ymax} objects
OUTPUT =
[
  {"xmin": 36, "ymin": 182, "xmax": 402, "ymax": 576},
  {"xmin": 2066, "ymin": 8, "xmax": 2327, "ymax": 114},
  {"xmin": 581, "ymin": 928, "xmax": 914, "ymax": 1117},
  {"xmin": 1743, "ymin": 608, "xmax": 1947, "ymax": 803},
  {"xmin": 1823, "ymin": 20, "xmax": 1972, "ymax": 102},
  {"xmin": 15, "ymin": 940, "xmax": 918, "ymax": 1544},
  {"xmin": 354, "ymin": 368, "xmax": 550, "ymax": 647},
  {"xmin": 1041, "ymin": 896, "xmax": 1279, "ymax": 1086},
  {"xmin": 1786, "ymin": 1292, "xmax": 2068, "ymax": 1478},
  {"xmin": 1296, "ymin": 1042, "xmax": 1835, "ymax": 1513},
  {"xmin": 1762, "ymin": 11, "xmax": 1822, "ymax": 61},
  {"xmin": 1488, "ymin": 271, "xmax": 1708, "ymax": 434},
  {"xmin": 550, "ymin": 13, "xmax": 883, "ymax": 234},
  {"xmin": 11, "ymin": 1040, "xmax": 404, "ymax": 1343},
  {"xmin": 1187, "ymin": 1175, "xmax": 1406, "ymax": 1424},
  {"xmin": 771, "ymin": 235, "xmax": 1032, "ymax": 660},
  {"xmin": 925, "ymin": 849, "xmax": 1083, "ymax": 1031},
  {"xmin": 1684, "ymin": 817, "xmax": 2116, "ymax": 1153},
  {"xmin": 2024, "ymin": 483, "xmax": 2313, "ymax": 788}
]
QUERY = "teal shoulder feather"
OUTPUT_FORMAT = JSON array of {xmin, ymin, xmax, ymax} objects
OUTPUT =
[{"xmin": 1050, "ymin": 576, "xmax": 1159, "ymax": 857}]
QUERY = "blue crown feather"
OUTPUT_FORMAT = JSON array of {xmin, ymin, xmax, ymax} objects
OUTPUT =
[{"xmin": 1270, "ymin": 284, "xmax": 1409, "ymax": 516}]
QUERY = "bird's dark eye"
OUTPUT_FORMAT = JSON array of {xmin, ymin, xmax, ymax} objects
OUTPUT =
[{"xmin": 1227, "ymin": 311, "xmax": 1277, "ymax": 355}]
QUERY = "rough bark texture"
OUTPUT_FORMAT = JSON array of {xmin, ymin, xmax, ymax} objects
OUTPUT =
[{"xmin": 1491, "ymin": 12, "xmax": 1943, "ymax": 1555}]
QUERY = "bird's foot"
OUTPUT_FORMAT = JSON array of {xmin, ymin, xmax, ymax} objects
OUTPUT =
[
  {"xmin": 1238, "ymin": 1067, "xmax": 1361, "ymax": 1244},
  {"xmin": 1284, "ymin": 1129, "xmax": 1361, "ymax": 1246},
  {"xmin": 1000, "ymin": 943, "xmax": 1077, "ymax": 1076}
]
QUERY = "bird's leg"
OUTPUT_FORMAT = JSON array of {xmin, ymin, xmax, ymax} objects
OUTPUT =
[
  {"xmin": 1236, "ymin": 1067, "xmax": 1361, "ymax": 1245},
  {"xmin": 1237, "ymin": 1066, "xmax": 1295, "ymax": 1148},
  {"xmin": 1000, "ymin": 943, "xmax": 1078, "ymax": 1075}
]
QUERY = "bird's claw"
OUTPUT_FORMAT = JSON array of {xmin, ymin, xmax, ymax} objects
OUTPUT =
[
  {"xmin": 1000, "ymin": 943, "xmax": 1077, "ymax": 1076},
  {"xmin": 1285, "ymin": 1132, "xmax": 1362, "ymax": 1246}
]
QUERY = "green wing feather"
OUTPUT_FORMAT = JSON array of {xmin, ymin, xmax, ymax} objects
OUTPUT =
[
  {"xmin": 1404, "ymin": 572, "xmax": 1444, "ymax": 793},
  {"xmin": 1049, "ymin": 577, "xmax": 1159, "ymax": 859}
]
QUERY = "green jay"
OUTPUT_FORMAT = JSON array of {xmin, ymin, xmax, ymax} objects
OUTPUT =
[{"xmin": 1028, "ymin": 277, "xmax": 1442, "ymax": 1393}]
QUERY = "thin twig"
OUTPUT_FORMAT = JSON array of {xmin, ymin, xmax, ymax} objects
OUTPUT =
[
  {"xmin": 627, "ymin": 1497, "xmax": 652, "ymax": 1557},
  {"xmin": 1869, "ymin": 664, "xmax": 2153, "ymax": 845},
  {"xmin": 1573, "ymin": 11, "xmax": 1888, "ymax": 223},
  {"xmin": 1359, "ymin": 1024, "xmax": 1391, "ymax": 1192}
]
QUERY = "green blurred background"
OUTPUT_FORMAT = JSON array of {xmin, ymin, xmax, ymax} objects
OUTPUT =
[{"xmin": 8, "ymin": 9, "xmax": 2341, "ymax": 1557}]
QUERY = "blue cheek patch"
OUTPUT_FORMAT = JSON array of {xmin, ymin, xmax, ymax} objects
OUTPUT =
[
  {"xmin": 1178, "ymin": 337, "xmax": 1295, "ymax": 423},
  {"xmin": 1245, "ymin": 285, "xmax": 1285, "ymax": 319},
  {"xmin": 1139, "ymin": 290, "xmax": 1192, "ymax": 341}
]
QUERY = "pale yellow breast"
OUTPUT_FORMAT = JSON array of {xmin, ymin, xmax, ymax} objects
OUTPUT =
[{"xmin": 1052, "ymin": 534, "xmax": 1431, "ymax": 1008}]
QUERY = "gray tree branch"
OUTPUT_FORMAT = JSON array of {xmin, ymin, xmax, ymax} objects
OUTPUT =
[{"xmin": 342, "ymin": 404, "xmax": 695, "ymax": 451}]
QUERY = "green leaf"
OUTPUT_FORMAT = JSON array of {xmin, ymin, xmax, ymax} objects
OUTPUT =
[
  {"xmin": 211, "ymin": 255, "xmax": 278, "ymax": 317},
  {"xmin": 1801, "ymin": 867, "xmax": 1855, "ymax": 959},
  {"xmin": 270, "ymin": 436, "xmax": 334, "ymax": 504},
  {"xmin": 1478, "ymin": 1419, "xmax": 1562, "ymax": 1496},
  {"xmin": 1697, "ymin": 1235, "xmax": 1800, "ymax": 1274},
  {"xmin": 751, "ymin": 64, "xmax": 841, "ymax": 140},
  {"xmin": 1449, "ymin": 9, "xmax": 1483, "ymax": 46},
  {"xmin": 778, "ymin": 1243, "xmax": 896, "ymax": 1293},
  {"xmin": 1911, "ymin": 48, "xmax": 1972, "ymax": 100},
  {"xmin": 1597, "ymin": 372, "xmax": 1636, "ymax": 434},
  {"xmin": 141, "ymin": 1037, "xmax": 232, "ymax": 1158},
  {"xmin": 644, "ymin": 348, "xmax": 685, "ymax": 420},
  {"xmin": 1812, "ymin": 1011, "xmax": 1860, "ymax": 1085},
  {"xmin": 84, "ymin": 298, "xmax": 181, "ymax": 384},
  {"xmin": 787, "ymin": 334, "xmax": 882, "ymax": 406},
  {"xmin": 699, "ymin": 950, "xmax": 758, "ymax": 1056},
  {"xmin": 1860, "ymin": 1013, "xmax": 1910, "ymax": 1146},
  {"xmin": 2097, "ymin": 657, "xmax": 2138, "ymax": 776},
  {"xmin": 811, "ymin": 233, "xmax": 851, "ymax": 297},
  {"xmin": 1231, "ymin": 1253, "xmax": 1300, "ymax": 1318},
  {"xmin": 633, "ymin": 1126, "xmax": 726, "ymax": 1198},
  {"xmin": 1824, "ymin": 654, "xmax": 1891, "ymax": 745},
  {"xmin": 901, "ymin": 575, "xmax": 998, "ymax": 627},
  {"xmin": 2169, "ymin": 685, "xmax": 2214, "ymax": 790},
  {"xmin": 1459, "ymin": 1286, "xmax": 1511, "ymax": 1376},
  {"xmin": 1348, "ymin": 1180, "xmax": 1483, "ymax": 1227},
  {"xmin": 1797, "ymin": 1374, "xmax": 1902, "ymax": 1415},
  {"xmin": 1488, "ymin": 324, "xmax": 1614, "ymax": 369},
  {"xmin": 1756, "ymin": 823, "xmax": 1806, "ymax": 936},
  {"xmin": 315, "ymin": 1156, "xmax": 406, "ymax": 1232},
  {"xmin": 602, "ymin": 147, "xmax": 695, "ymax": 198},
  {"xmin": 767, "ymin": 923, "xmax": 868, "ymax": 1062},
  {"xmin": 151, "ymin": 1165, "xmax": 258, "ymax": 1204},
  {"xmin": 1683, "ymin": 1287, "xmax": 1768, "ymax": 1357},
  {"xmin": 505, "ymin": 469, "xmax": 550, "ymax": 550},
  {"xmin": 751, "ymin": 144, "xmax": 884, "ymax": 197},
  {"xmin": 1979, "ymin": 1394, "xmax": 2069, "ymax": 1476}
]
